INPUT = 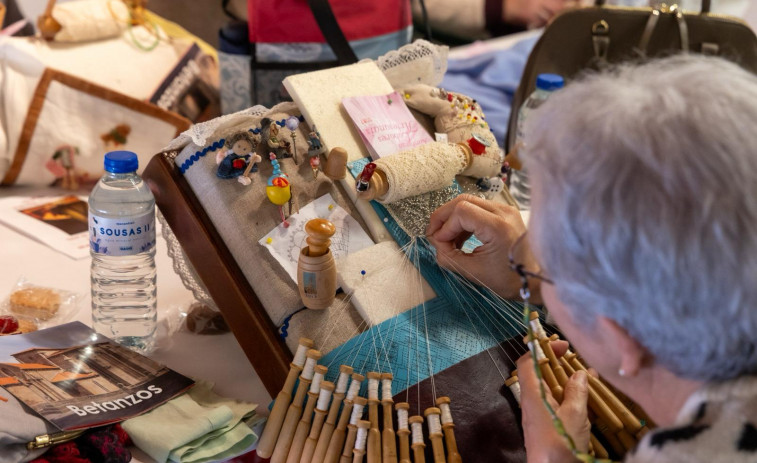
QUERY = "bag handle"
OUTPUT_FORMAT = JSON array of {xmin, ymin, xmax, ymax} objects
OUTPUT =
[
  {"xmin": 594, "ymin": 0, "xmax": 710, "ymax": 14},
  {"xmin": 308, "ymin": 0, "xmax": 358, "ymax": 66}
]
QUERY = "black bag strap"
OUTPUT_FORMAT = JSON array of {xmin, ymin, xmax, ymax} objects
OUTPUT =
[{"xmin": 308, "ymin": 0, "xmax": 358, "ymax": 65}]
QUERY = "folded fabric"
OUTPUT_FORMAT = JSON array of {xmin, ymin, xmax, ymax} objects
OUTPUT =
[
  {"xmin": 122, "ymin": 381, "xmax": 258, "ymax": 463},
  {"xmin": 29, "ymin": 424, "xmax": 131, "ymax": 463},
  {"xmin": 0, "ymin": 391, "xmax": 58, "ymax": 463}
]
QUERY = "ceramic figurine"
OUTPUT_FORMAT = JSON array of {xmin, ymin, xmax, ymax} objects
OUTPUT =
[
  {"xmin": 216, "ymin": 132, "xmax": 261, "ymax": 181},
  {"xmin": 307, "ymin": 126, "xmax": 323, "ymax": 154},
  {"xmin": 260, "ymin": 118, "xmax": 292, "ymax": 160},
  {"xmin": 477, "ymin": 163, "xmax": 510, "ymax": 199},
  {"xmin": 309, "ymin": 154, "xmax": 320, "ymax": 179}
]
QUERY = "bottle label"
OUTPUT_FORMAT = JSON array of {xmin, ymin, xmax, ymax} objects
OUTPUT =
[{"xmin": 89, "ymin": 211, "xmax": 155, "ymax": 256}]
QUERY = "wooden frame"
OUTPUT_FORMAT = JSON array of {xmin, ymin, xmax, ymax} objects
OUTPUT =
[{"xmin": 143, "ymin": 153, "xmax": 290, "ymax": 396}]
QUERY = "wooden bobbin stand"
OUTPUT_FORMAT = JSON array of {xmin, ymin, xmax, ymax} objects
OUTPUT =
[
  {"xmin": 435, "ymin": 397, "xmax": 462, "ymax": 463},
  {"xmin": 313, "ymin": 365, "xmax": 354, "ymax": 463},
  {"xmin": 395, "ymin": 402, "xmax": 411, "ymax": 463},
  {"xmin": 424, "ymin": 407, "xmax": 446, "ymax": 463},
  {"xmin": 381, "ymin": 373, "xmax": 398, "ymax": 463},
  {"xmin": 258, "ymin": 338, "xmax": 314, "ymax": 459},
  {"xmin": 341, "ymin": 396, "xmax": 368, "ymax": 463},
  {"xmin": 298, "ymin": 219, "xmax": 337, "ymax": 310},
  {"xmin": 302, "ymin": 381, "xmax": 336, "ymax": 463},
  {"xmin": 287, "ymin": 365, "xmax": 329, "ymax": 463},
  {"xmin": 326, "ymin": 373, "xmax": 365, "ymax": 463},
  {"xmin": 271, "ymin": 348, "xmax": 323, "ymax": 463},
  {"xmin": 409, "ymin": 415, "xmax": 426, "ymax": 463}
]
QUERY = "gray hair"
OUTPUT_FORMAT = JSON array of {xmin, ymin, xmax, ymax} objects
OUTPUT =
[{"xmin": 525, "ymin": 55, "xmax": 757, "ymax": 381}]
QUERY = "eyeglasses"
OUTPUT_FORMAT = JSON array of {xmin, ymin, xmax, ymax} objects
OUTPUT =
[{"xmin": 508, "ymin": 232, "xmax": 608, "ymax": 463}]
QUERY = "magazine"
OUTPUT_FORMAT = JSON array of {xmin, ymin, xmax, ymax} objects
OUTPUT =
[
  {"xmin": 0, "ymin": 322, "xmax": 194, "ymax": 431},
  {"xmin": 342, "ymin": 91, "xmax": 433, "ymax": 160},
  {"xmin": 0, "ymin": 195, "xmax": 90, "ymax": 260}
]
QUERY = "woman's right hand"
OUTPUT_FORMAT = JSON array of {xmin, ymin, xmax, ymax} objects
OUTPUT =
[{"xmin": 426, "ymin": 194, "xmax": 538, "ymax": 301}]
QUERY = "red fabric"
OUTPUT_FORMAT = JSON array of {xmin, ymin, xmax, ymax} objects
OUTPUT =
[{"xmin": 247, "ymin": 0, "xmax": 411, "ymax": 43}]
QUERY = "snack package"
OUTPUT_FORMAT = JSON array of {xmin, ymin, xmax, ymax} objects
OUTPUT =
[{"xmin": 1, "ymin": 278, "xmax": 81, "ymax": 334}]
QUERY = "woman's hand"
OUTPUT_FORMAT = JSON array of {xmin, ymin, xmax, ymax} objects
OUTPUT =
[
  {"xmin": 516, "ymin": 341, "xmax": 591, "ymax": 463},
  {"xmin": 426, "ymin": 194, "xmax": 538, "ymax": 301}
]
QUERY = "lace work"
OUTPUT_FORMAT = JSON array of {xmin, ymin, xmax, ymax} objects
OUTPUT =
[{"xmin": 368, "ymin": 39, "xmax": 449, "ymax": 89}]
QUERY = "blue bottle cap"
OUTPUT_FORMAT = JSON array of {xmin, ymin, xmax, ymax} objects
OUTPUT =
[
  {"xmin": 536, "ymin": 74, "xmax": 565, "ymax": 91},
  {"xmin": 104, "ymin": 151, "xmax": 139, "ymax": 173}
]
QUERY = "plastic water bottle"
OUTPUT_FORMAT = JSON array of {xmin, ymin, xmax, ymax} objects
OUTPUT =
[
  {"xmin": 510, "ymin": 73, "xmax": 564, "ymax": 209},
  {"xmin": 89, "ymin": 151, "xmax": 157, "ymax": 355}
]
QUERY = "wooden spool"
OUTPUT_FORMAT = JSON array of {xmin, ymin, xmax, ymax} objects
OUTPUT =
[
  {"xmin": 313, "ymin": 366, "xmax": 354, "ymax": 463},
  {"xmin": 257, "ymin": 339, "xmax": 314, "ymax": 458},
  {"xmin": 504, "ymin": 375, "xmax": 521, "ymax": 405},
  {"xmin": 324, "ymin": 147, "xmax": 348, "ymax": 180},
  {"xmin": 436, "ymin": 397, "xmax": 462, "ymax": 463},
  {"xmin": 353, "ymin": 420, "xmax": 372, "ymax": 463},
  {"xmin": 381, "ymin": 373, "xmax": 398, "ymax": 463},
  {"xmin": 325, "ymin": 373, "xmax": 365, "ymax": 463},
  {"xmin": 409, "ymin": 416, "xmax": 426, "ymax": 463},
  {"xmin": 301, "ymin": 381, "xmax": 336, "ymax": 463},
  {"xmin": 271, "ymin": 349, "xmax": 323, "ymax": 463},
  {"xmin": 298, "ymin": 219, "xmax": 337, "ymax": 310},
  {"xmin": 424, "ymin": 407, "xmax": 446, "ymax": 463},
  {"xmin": 287, "ymin": 365, "xmax": 328, "ymax": 463},
  {"xmin": 366, "ymin": 372, "xmax": 382, "ymax": 463},
  {"xmin": 395, "ymin": 403, "xmax": 411, "ymax": 463},
  {"xmin": 340, "ymin": 396, "xmax": 368, "ymax": 463}
]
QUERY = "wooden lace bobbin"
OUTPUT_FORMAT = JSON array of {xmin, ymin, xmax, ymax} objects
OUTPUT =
[
  {"xmin": 529, "ymin": 313, "xmax": 571, "ymax": 387},
  {"xmin": 505, "ymin": 375, "xmax": 521, "ymax": 405},
  {"xmin": 424, "ymin": 407, "xmax": 447, "ymax": 463},
  {"xmin": 301, "ymin": 381, "xmax": 336, "ymax": 463},
  {"xmin": 594, "ymin": 418, "xmax": 627, "ymax": 457},
  {"xmin": 589, "ymin": 433, "xmax": 610, "ymax": 459},
  {"xmin": 436, "ymin": 397, "xmax": 462, "ymax": 463},
  {"xmin": 325, "ymin": 373, "xmax": 365, "ymax": 463},
  {"xmin": 381, "ymin": 373, "xmax": 398, "ymax": 463},
  {"xmin": 258, "ymin": 338, "xmax": 314, "ymax": 458},
  {"xmin": 287, "ymin": 365, "xmax": 329, "ymax": 463},
  {"xmin": 271, "ymin": 349, "xmax": 323, "ymax": 463},
  {"xmin": 298, "ymin": 218, "xmax": 337, "ymax": 310},
  {"xmin": 409, "ymin": 416, "xmax": 426, "ymax": 463},
  {"xmin": 313, "ymin": 366, "xmax": 354, "ymax": 463},
  {"xmin": 366, "ymin": 372, "xmax": 382, "ymax": 463},
  {"xmin": 340, "ymin": 396, "xmax": 368, "ymax": 463},
  {"xmin": 353, "ymin": 420, "xmax": 372, "ymax": 463},
  {"xmin": 523, "ymin": 336, "xmax": 564, "ymax": 403},
  {"xmin": 395, "ymin": 403, "xmax": 411, "ymax": 463}
]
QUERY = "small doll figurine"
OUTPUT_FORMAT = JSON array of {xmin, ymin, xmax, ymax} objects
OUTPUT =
[
  {"xmin": 260, "ymin": 118, "xmax": 292, "ymax": 159},
  {"xmin": 216, "ymin": 132, "xmax": 261, "ymax": 183},
  {"xmin": 476, "ymin": 163, "xmax": 510, "ymax": 199},
  {"xmin": 307, "ymin": 125, "xmax": 323, "ymax": 154}
]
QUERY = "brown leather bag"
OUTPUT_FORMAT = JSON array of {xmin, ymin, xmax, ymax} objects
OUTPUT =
[{"xmin": 506, "ymin": 0, "xmax": 757, "ymax": 151}]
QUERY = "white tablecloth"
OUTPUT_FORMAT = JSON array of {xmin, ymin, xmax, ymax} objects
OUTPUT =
[{"xmin": 0, "ymin": 185, "xmax": 272, "ymax": 463}]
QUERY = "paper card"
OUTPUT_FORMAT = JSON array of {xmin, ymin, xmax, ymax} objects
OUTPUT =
[
  {"xmin": 0, "ymin": 195, "xmax": 90, "ymax": 259},
  {"xmin": 258, "ymin": 194, "xmax": 374, "ymax": 283}
]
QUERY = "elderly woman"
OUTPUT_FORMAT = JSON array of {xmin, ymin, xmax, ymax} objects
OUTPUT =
[{"xmin": 427, "ymin": 54, "xmax": 757, "ymax": 462}]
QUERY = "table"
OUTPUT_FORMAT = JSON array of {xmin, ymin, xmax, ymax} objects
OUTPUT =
[{"xmin": 0, "ymin": 185, "xmax": 272, "ymax": 463}]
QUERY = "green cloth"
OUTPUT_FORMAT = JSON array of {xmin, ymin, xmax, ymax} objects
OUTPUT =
[{"xmin": 122, "ymin": 381, "xmax": 258, "ymax": 463}]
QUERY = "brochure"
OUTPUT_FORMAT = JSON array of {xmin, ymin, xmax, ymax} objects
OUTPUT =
[
  {"xmin": 0, "ymin": 322, "xmax": 194, "ymax": 430},
  {"xmin": 342, "ymin": 91, "xmax": 433, "ymax": 160}
]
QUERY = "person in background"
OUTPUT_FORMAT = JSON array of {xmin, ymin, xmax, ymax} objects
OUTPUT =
[{"xmin": 427, "ymin": 54, "xmax": 757, "ymax": 461}]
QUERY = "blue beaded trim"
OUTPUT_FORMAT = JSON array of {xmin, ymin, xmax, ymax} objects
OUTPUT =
[
  {"xmin": 178, "ymin": 116, "xmax": 306, "ymax": 175},
  {"xmin": 178, "ymin": 138, "xmax": 225, "ymax": 174}
]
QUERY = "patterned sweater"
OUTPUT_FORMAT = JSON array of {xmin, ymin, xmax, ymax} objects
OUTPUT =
[{"xmin": 626, "ymin": 376, "xmax": 757, "ymax": 463}]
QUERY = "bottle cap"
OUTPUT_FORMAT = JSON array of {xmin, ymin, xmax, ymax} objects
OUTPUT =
[
  {"xmin": 104, "ymin": 151, "xmax": 139, "ymax": 173},
  {"xmin": 535, "ymin": 74, "xmax": 564, "ymax": 91}
]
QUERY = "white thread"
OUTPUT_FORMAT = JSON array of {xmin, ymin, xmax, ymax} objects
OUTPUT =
[
  {"xmin": 347, "ymin": 379, "xmax": 362, "ymax": 400},
  {"xmin": 397, "ymin": 409, "xmax": 409, "ymax": 430},
  {"xmin": 529, "ymin": 318, "xmax": 547, "ymax": 339},
  {"xmin": 310, "ymin": 371, "xmax": 324, "ymax": 394},
  {"xmin": 427, "ymin": 413, "xmax": 442, "ymax": 435},
  {"xmin": 293, "ymin": 345, "xmax": 308, "ymax": 367},
  {"xmin": 336, "ymin": 372, "xmax": 350, "ymax": 394},
  {"xmin": 368, "ymin": 378, "xmax": 379, "ymax": 400},
  {"xmin": 411, "ymin": 422, "xmax": 424, "ymax": 444},
  {"xmin": 508, "ymin": 382, "xmax": 522, "ymax": 404},
  {"xmin": 527, "ymin": 340, "xmax": 546, "ymax": 361},
  {"xmin": 317, "ymin": 387, "xmax": 333, "ymax": 410},
  {"xmin": 381, "ymin": 378, "xmax": 393, "ymax": 401},
  {"xmin": 350, "ymin": 402, "xmax": 365, "ymax": 425},
  {"xmin": 439, "ymin": 403, "xmax": 453, "ymax": 425},
  {"xmin": 301, "ymin": 357, "xmax": 317, "ymax": 380},
  {"xmin": 354, "ymin": 427, "xmax": 368, "ymax": 451},
  {"xmin": 566, "ymin": 348, "xmax": 574, "ymax": 357}
]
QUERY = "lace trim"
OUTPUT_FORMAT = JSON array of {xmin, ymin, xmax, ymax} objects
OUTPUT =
[{"xmin": 369, "ymin": 39, "xmax": 449, "ymax": 88}]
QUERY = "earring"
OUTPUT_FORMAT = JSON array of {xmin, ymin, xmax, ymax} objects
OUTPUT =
[{"xmin": 618, "ymin": 368, "xmax": 627, "ymax": 377}]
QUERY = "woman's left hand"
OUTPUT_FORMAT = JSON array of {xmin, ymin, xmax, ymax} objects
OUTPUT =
[{"xmin": 516, "ymin": 341, "xmax": 591, "ymax": 463}]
